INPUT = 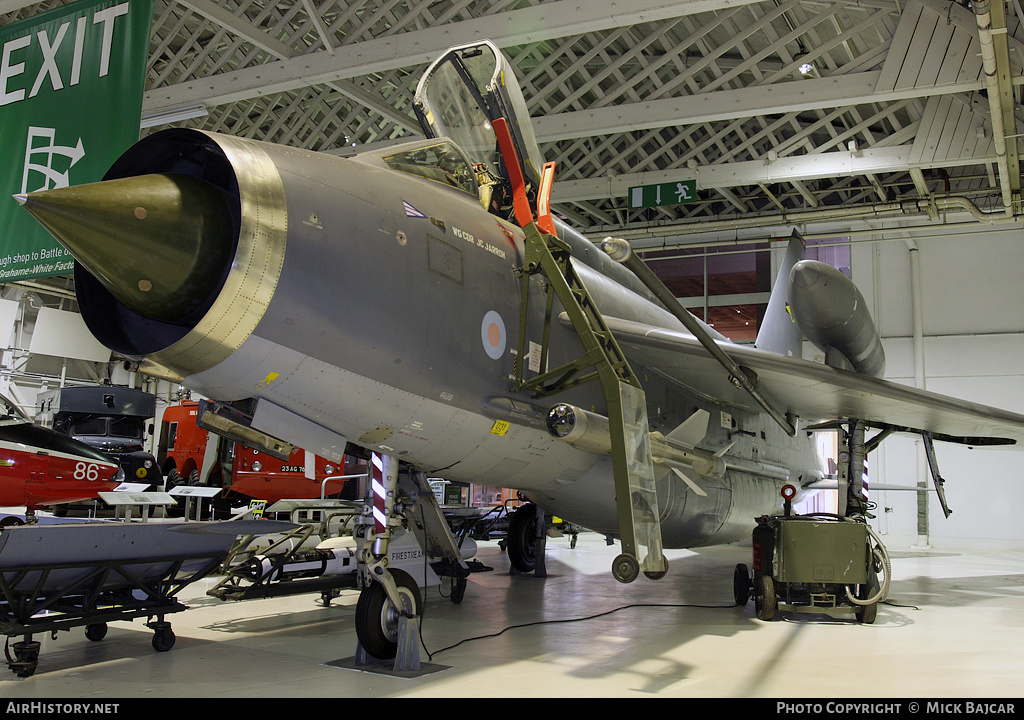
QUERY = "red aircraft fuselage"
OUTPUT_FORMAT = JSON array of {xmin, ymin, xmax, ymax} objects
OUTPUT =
[{"xmin": 0, "ymin": 420, "xmax": 121, "ymax": 510}]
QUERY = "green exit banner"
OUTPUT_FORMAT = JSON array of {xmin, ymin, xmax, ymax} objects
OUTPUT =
[
  {"xmin": 628, "ymin": 179, "xmax": 697, "ymax": 209},
  {"xmin": 0, "ymin": 0, "xmax": 153, "ymax": 283}
]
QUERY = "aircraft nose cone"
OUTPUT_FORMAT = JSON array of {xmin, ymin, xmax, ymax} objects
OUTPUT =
[{"xmin": 16, "ymin": 174, "xmax": 234, "ymax": 324}]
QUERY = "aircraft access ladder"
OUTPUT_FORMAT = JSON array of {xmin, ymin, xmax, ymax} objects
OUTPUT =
[{"xmin": 495, "ymin": 118, "xmax": 666, "ymax": 583}]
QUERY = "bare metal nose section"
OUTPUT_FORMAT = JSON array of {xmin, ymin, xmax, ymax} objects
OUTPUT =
[
  {"xmin": 15, "ymin": 173, "xmax": 234, "ymax": 325},
  {"xmin": 14, "ymin": 129, "xmax": 288, "ymax": 383}
]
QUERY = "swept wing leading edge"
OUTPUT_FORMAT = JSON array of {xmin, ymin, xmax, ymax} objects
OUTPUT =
[{"xmin": 589, "ymin": 314, "xmax": 1024, "ymax": 446}]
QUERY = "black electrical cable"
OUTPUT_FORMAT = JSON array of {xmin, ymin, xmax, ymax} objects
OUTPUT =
[
  {"xmin": 408, "ymin": 493, "xmax": 743, "ymax": 663},
  {"xmin": 419, "ymin": 601, "xmax": 737, "ymax": 661},
  {"xmin": 405, "ymin": 503, "xmax": 915, "ymax": 661}
]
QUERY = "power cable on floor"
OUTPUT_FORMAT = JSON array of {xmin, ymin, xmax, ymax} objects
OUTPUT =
[
  {"xmin": 420, "ymin": 600, "xmax": 737, "ymax": 661},
  {"xmin": 416, "ymin": 580, "xmax": 921, "ymax": 660}
]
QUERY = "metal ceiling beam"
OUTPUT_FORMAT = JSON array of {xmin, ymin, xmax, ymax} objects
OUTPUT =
[
  {"xmin": 534, "ymin": 70, "xmax": 982, "ymax": 142},
  {"xmin": 144, "ymin": 0, "xmax": 767, "ymax": 115},
  {"xmin": 791, "ymin": 180, "xmax": 819, "ymax": 207},
  {"xmin": 174, "ymin": 0, "xmax": 297, "ymax": 60},
  {"xmin": 595, "ymin": 194, "xmax": 1009, "ymax": 248},
  {"xmin": 0, "ymin": 0, "xmax": 35, "ymax": 15},
  {"xmin": 549, "ymin": 145, "xmax": 1004, "ymax": 203},
  {"xmin": 328, "ymin": 79, "xmax": 419, "ymax": 132},
  {"xmin": 300, "ymin": 0, "xmax": 336, "ymax": 54},
  {"xmin": 7, "ymin": 0, "xmax": 1006, "ymax": 232}
]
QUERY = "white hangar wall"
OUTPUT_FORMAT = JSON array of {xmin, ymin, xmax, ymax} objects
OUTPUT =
[{"xmin": 850, "ymin": 227, "xmax": 1024, "ymax": 549}]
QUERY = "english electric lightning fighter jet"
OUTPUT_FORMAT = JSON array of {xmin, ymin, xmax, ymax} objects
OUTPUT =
[{"xmin": 14, "ymin": 41, "xmax": 1024, "ymax": 661}]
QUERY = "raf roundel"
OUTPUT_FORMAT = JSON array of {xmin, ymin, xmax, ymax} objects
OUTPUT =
[{"xmin": 481, "ymin": 311, "xmax": 506, "ymax": 360}]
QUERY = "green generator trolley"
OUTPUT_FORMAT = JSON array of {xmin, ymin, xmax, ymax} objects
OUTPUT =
[{"xmin": 734, "ymin": 484, "xmax": 889, "ymax": 623}]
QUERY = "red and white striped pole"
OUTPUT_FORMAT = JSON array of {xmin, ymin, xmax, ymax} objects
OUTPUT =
[
  {"xmin": 371, "ymin": 453, "xmax": 386, "ymax": 536},
  {"xmin": 370, "ymin": 452, "xmax": 397, "ymax": 557}
]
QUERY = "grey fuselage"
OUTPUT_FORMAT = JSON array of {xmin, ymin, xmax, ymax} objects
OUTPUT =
[{"xmin": 72, "ymin": 129, "xmax": 823, "ymax": 547}]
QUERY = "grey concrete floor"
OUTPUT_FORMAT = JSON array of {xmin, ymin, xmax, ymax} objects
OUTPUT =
[{"xmin": 2, "ymin": 531, "xmax": 1022, "ymax": 698}]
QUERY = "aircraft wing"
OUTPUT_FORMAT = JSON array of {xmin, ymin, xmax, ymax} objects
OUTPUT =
[{"xmin": 590, "ymin": 315, "xmax": 1024, "ymax": 446}]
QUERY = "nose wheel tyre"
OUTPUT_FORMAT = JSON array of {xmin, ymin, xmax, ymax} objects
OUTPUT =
[
  {"xmin": 355, "ymin": 569, "xmax": 421, "ymax": 660},
  {"xmin": 643, "ymin": 556, "xmax": 668, "ymax": 581}
]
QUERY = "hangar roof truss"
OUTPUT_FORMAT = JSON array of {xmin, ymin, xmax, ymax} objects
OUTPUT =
[{"xmin": 3, "ymin": 0, "xmax": 1022, "ymax": 244}]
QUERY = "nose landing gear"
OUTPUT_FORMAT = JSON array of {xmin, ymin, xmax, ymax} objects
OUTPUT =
[
  {"xmin": 354, "ymin": 568, "xmax": 421, "ymax": 661},
  {"xmin": 349, "ymin": 453, "xmax": 468, "ymax": 674}
]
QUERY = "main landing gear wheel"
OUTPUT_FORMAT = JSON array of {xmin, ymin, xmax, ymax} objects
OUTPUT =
[
  {"xmin": 506, "ymin": 503, "xmax": 539, "ymax": 573},
  {"xmin": 734, "ymin": 563, "xmax": 751, "ymax": 606},
  {"xmin": 355, "ymin": 569, "xmax": 421, "ymax": 660},
  {"xmin": 450, "ymin": 576, "xmax": 467, "ymax": 604},
  {"xmin": 612, "ymin": 553, "xmax": 640, "ymax": 584}
]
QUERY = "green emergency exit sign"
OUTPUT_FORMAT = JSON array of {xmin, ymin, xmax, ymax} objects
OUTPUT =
[
  {"xmin": 0, "ymin": 0, "xmax": 153, "ymax": 283},
  {"xmin": 628, "ymin": 179, "xmax": 697, "ymax": 209}
]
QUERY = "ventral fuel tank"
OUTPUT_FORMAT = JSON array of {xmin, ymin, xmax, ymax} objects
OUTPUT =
[{"xmin": 787, "ymin": 260, "xmax": 885, "ymax": 378}]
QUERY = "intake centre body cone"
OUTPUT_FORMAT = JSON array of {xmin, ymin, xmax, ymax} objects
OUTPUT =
[{"xmin": 15, "ymin": 173, "xmax": 234, "ymax": 325}]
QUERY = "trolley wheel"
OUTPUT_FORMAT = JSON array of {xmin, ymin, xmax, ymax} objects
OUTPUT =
[
  {"xmin": 506, "ymin": 503, "xmax": 539, "ymax": 573},
  {"xmin": 755, "ymin": 574, "xmax": 777, "ymax": 621},
  {"xmin": 856, "ymin": 600, "xmax": 877, "ymax": 624},
  {"xmin": 355, "ymin": 569, "xmax": 421, "ymax": 660},
  {"xmin": 856, "ymin": 564, "xmax": 881, "ymax": 625},
  {"xmin": 85, "ymin": 623, "xmax": 108, "ymax": 641},
  {"xmin": 612, "ymin": 553, "xmax": 640, "ymax": 584},
  {"xmin": 734, "ymin": 563, "xmax": 751, "ymax": 606},
  {"xmin": 151, "ymin": 626, "xmax": 175, "ymax": 652},
  {"xmin": 10, "ymin": 640, "xmax": 40, "ymax": 678},
  {"xmin": 643, "ymin": 556, "xmax": 668, "ymax": 581}
]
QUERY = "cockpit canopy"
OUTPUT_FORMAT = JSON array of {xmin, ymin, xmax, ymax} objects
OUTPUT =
[{"xmin": 414, "ymin": 40, "xmax": 544, "ymax": 194}]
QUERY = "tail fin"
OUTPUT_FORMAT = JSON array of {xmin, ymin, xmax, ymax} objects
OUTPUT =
[{"xmin": 755, "ymin": 229, "xmax": 805, "ymax": 356}]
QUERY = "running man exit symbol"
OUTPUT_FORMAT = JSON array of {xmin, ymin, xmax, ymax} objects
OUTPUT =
[
  {"xmin": 628, "ymin": 179, "xmax": 697, "ymax": 209},
  {"xmin": 21, "ymin": 126, "xmax": 84, "ymax": 193}
]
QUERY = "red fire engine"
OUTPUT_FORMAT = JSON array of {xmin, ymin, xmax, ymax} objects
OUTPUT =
[{"xmin": 157, "ymin": 399, "xmax": 362, "ymax": 507}]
